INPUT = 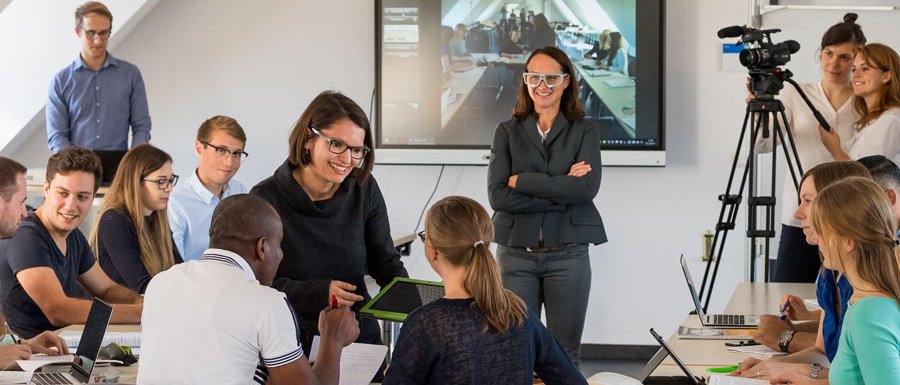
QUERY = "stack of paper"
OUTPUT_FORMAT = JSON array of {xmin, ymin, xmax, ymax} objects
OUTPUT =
[
  {"xmin": 725, "ymin": 344, "xmax": 787, "ymax": 359},
  {"xmin": 58, "ymin": 330, "xmax": 141, "ymax": 350},
  {"xmin": 677, "ymin": 326, "xmax": 753, "ymax": 340}
]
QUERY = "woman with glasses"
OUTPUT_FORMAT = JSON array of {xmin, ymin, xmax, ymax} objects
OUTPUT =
[
  {"xmin": 89, "ymin": 144, "xmax": 182, "ymax": 294},
  {"xmin": 384, "ymin": 196, "xmax": 584, "ymax": 384},
  {"xmin": 250, "ymin": 91, "xmax": 407, "ymax": 361},
  {"xmin": 488, "ymin": 46, "xmax": 605, "ymax": 367}
]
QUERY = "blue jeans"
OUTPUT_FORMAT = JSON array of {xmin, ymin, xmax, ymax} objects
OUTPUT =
[{"xmin": 496, "ymin": 243, "xmax": 592, "ymax": 364}]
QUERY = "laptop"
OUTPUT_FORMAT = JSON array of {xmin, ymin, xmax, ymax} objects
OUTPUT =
[
  {"xmin": 92, "ymin": 150, "xmax": 127, "ymax": 187},
  {"xmin": 648, "ymin": 328, "xmax": 705, "ymax": 385},
  {"xmin": 29, "ymin": 298, "xmax": 113, "ymax": 385},
  {"xmin": 360, "ymin": 277, "xmax": 444, "ymax": 322},
  {"xmin": 680, "ymin": 255, "xmax": 759, "ymax": 328}
]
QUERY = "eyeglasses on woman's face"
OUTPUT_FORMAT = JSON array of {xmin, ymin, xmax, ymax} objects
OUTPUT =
[
  {"xmin": 310, "ymin": 127, "xmax": 370, "ymax": 160},
  {"xmin": 522, "ymin": 72, "xmax": 569, "ymax": 88},
  {"xmin": 142, "ymin": 175, "xmax": 179, "ymax": 190}
]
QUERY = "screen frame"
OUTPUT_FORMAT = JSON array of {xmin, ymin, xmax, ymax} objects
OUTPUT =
[{"xmin": 373, "ymin": 0, "xmax": 666, "ymax": 167}]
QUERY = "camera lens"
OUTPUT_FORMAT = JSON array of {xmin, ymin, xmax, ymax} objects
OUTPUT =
[{"xmin": 739, "ymin": 48, "xmax": 761, "ymax": 67}]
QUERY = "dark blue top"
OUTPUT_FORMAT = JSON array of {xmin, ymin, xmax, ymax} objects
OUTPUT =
[
  {"xmin": 383, "ymin": 298, "xmax": 586, "ymax": 385},
  {"xmin": 0, "ymin": 213, "xmax": 95, "ymax": 338},
  {"xmin": 816, "ymin": 268, "xmax": 853, "ymax": 362},
  {"xmin": 97, "ymin": 209, "xmax": 183, "ymax": 294}
]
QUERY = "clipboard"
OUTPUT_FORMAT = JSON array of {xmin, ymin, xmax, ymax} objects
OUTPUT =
[{"xmin": 359, "ymin": 277, "xmax": 444, "ymax": 322}]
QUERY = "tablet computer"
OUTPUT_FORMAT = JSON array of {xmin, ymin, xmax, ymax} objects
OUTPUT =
[{"xmin": 360, "ymin": 277, "xmax": 444, "ymax": 322}]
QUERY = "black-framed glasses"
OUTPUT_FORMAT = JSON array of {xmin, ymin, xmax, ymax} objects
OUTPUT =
[
  {"xmin": 522, "ymin": 72, "xmax": 569, "ymax": 88},
  {"xmin": 142, "ymin": 175, "xmax": 179, "ymax": 190},
  {"xmin": 81, "ymin": 28, "xmax": 112, "ymax": 41},
  {"xmin": 310, "ymin": 127, "xmax": 370, "ymax": 160},
  {"xmin": 200, "ymin": 141, "xmax": 249, "ymax": 161},
  {"xmin": 417, "ymin": 231, "xmax": 426, "ymax": 243}
]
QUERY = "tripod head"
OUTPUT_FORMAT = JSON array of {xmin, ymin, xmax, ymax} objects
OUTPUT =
[{"xmin": 748, "ymin": 68, "xmax": 794, "ymax": 100}]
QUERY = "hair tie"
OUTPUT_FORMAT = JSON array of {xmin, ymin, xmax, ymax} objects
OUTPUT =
[
  {"xmin": 473, "ymin": 240, "xmax": 485, "ymax": 248},
  {"xmin": 895, "ymin": 239, "xmax": 899, "ymax": 246}
]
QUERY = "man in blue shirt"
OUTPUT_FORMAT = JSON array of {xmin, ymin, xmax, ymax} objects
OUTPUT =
[
  {"xmin": 168, "ymin": 116, "xmax": 247, "ymax": 261},
  {"xmin": 45, "ymin": 1, "xmax": 151, "ymax": 153}
]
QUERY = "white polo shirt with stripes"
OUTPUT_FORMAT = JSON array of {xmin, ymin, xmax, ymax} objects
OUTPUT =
[{"xmin": 137, "ymin": 248, "xmax": 303, "ymax": 385}]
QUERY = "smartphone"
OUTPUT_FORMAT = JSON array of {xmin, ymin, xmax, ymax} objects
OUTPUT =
[{"xmin": 725, "ymin": 340, "xmax": 760, "ymax": 347}]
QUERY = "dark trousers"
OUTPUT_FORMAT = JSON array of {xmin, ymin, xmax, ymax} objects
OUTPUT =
[{"xmin": 772, "ymin": 224, "xmax": 821, "ymax": 283}]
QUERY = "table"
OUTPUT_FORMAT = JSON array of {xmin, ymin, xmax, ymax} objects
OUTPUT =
[
  {"xmin": 650, "ymin": 282, "xmax": 816, "ymax": 377},
  {"xmin": 573, "ymin": 62, "xmax": 636, "ymax": 136}
]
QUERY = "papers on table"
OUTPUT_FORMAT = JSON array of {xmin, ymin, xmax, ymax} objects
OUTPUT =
[
  {"xmin": 724, "ymin": 344, "xmax": 787, "ymax": 359},
  {"xmin": 603, "ymin": 78, "xmax": 635, "ymax": 88},
  {"xmin": 58, "ymin": 330, "xmax": 141, "ymax": 349},
  {"xmin": 709, "ymin": 374, "xmax": 770, "ymax": 384},
  {"xmin": 307, "ymin": 336, "xmax": 388, "ymax": 385},
  {"xmin": 13, "ymin": 354, "xmax": 75, "ymax": 373},
  {"xmin": 0, "ymin": 371, "xmax": 31, "ymax": 384}
]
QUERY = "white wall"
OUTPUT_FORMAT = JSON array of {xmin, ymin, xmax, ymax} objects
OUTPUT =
[{"xmin": 10, "ymin": 0, "xmax": 761, "ymax": 345}]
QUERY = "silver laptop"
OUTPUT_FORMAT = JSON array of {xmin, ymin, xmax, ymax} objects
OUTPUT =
[
  {"xmin": 29, "ymin": 298, "xmax": 113, "ymax": 385},
  {"xmin": 680, "ymin": 255, "xmax": 759, "ymax": 328}
]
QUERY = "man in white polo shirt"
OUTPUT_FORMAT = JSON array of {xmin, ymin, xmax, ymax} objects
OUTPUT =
[
  {"xmin": 139, "ymin": 194, "xmax": 359, "ymax": 385},
  {"xmin": 168, "ymin": 115, "xmax": 248, "ymax": 261}
]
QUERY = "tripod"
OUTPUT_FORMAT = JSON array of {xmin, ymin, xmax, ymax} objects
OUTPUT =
[{"xmin": 697, "ymin": 71, "xmax": 828, "ymax": 311}]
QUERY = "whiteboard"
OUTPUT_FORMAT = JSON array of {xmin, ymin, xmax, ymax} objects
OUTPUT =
[{"xmin": 759, "ymin": 6, "xmax": 900, "ymax": 85}]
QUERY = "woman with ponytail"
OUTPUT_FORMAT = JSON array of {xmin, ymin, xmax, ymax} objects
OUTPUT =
[
  {"xmin": 771, "ymin": 177, "xmax": 900, "ymax": 384},
  {"xmin": 383, "ymin": 196, "xmax": 584, "ymax": 384}
]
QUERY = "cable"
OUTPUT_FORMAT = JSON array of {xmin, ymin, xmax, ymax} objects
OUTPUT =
[
  {"xmin": 369, "ymin": 87, "xmax": 376, "ymax": 123},
  {"xmin": 413, "ymin": 165, "xmax": 445, "ymax": 235}
]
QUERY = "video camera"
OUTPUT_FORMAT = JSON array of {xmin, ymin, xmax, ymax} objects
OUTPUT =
[{"xmin": 718, "ymin": 25, "xmax": 800, "ymax": 98}]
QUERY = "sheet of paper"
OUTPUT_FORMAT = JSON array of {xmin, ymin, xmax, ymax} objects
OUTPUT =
[
  {"xmin": 724, "ymin": 344, "xmax": 786, "ymax": 358},
  {"xmin": 709, "ymin": 374, "xmax": 769, "ymax": 385},
  {"xmin": 58, "ymin": 330, "xmax": 141, "ymax": 348},
  {"xmin": 0, "ymin": 371, "xmax": 32, "ymax": 384},
  {"xmin": 307, "ymin": 336, "xmax": 388, "ymax": 385},
  {"xmin": 14, "ymin": 355, "xmax": 74, "ymax": 373}
]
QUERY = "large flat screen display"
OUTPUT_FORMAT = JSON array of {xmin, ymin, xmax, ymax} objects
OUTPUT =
[{"xmin": 375, "ymin": 0, "xmax": 665, "ymax": 166}]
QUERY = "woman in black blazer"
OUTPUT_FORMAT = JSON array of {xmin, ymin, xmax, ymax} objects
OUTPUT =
[{"xmin": 487, "ymin": 46, "xmax": 607, "ymax": 366}]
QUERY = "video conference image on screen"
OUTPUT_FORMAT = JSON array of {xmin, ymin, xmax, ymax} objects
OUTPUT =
[{"xmin": 378, "ymin": 0, "xmax": 663, "ymax": 152}]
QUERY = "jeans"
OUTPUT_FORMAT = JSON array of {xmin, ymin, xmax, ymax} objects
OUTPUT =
[
  {"xmin": 772, "ymin": 224, "xmax": 821, "ymax": 283},
  {"xmin": 496, "ymin": 243, "xmax": 592, "ymax": 364}
]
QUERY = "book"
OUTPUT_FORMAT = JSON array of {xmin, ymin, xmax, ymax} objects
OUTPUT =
[
  {"xmin": 725, "ymin": 344, "xmax": 787, "ymax": 359},
  {"xmin": 676, "ymin": 326, "xmax": 754, "ymax": 340}
]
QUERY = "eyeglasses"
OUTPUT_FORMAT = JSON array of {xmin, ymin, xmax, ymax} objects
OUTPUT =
[
  {"xmin": 417, "ymin": 231, "xmax": 426, "ymax": 243},
  {"xmin": 310, "ymin": 127, "xmax": 370, "ymax": 160},
  {"xmin": 200, "ymin": 141, "xmax": 249, "ymax": 161},
  {"xmin": 522, "ymin": 72, "xmax": 569, "ymax": 88},
  {"xmin": 143, "ymin": 175, "xmax": 179, "ymax": 190},
  {"xmin": 81, "ymin": 28, "xmax": 112, "ymax": 41}
]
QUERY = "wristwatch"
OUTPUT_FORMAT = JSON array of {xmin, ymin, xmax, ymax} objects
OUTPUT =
[
  {"xmin": 777, "ymin": 328, "xmax": 796, "ymax": 353},
  {"xmin": 810, "ymin": 362, "xmax": 823, "ymax": 379}
]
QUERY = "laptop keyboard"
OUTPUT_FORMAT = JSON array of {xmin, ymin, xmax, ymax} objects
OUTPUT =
[
  {"xmin": 711, "ymin": 314, "xmax": 746, "ymax": 326},
  {"xmin": 31, "ymin": 372, "xmax": 76, "ymax": 385}
]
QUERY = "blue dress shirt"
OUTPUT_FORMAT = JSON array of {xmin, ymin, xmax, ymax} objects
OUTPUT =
[
  {"xmin": 46, "ymin": 52, "xmax": 151, "ymax": 152},
  {"xmin": 167, "ymin": 169, "xmax": 245, "ymax": 261}
]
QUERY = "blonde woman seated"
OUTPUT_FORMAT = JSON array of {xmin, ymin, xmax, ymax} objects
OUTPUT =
[
  {"xmin": 90, "ymin": 144, "xmax": 182, "ymax": 294},
  {"xmin": 773, "ymin": 177, "xmax": 900, "ymax": 384},
  {"xmin": 383, "ymin": 196, "xmax": 584, "ymax": 385}
]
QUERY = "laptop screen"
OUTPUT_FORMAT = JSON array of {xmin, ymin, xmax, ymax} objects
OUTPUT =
[
  {"xmin": 680, "ymin": 255, "xmax": 707, "ymax": 319},
  {"xmin": 73, "ymin": 299, "xmax": 113, "ymax": 375}
]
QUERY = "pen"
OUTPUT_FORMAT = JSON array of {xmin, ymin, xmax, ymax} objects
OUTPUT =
[
  {"xmin": 779, "ymin": 300, "xmax": 791, "ymax": 321},
  {"xmin": 7, "ymin": 331, "xmax": 18, "ymax": 345},
  {"xmin": 707, "ymin": 365, "xmax": 739, "ymax": 373},
  {"xmin": 331, "ymin": 295, "xmax": 338, "ymax": 309}
]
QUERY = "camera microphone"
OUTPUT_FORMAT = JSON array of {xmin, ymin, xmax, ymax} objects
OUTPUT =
[{"xmin": 717, "ymin": 25, "xmax": 746, "ymax": 39}]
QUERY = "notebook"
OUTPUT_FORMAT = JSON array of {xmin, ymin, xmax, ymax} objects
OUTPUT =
[
  {"xmin": 676, "ymin": 326, "xmax": 753, "ymax": 340},
  {"xmin": 680, "ymin": 255, "xmax": 759, "ymax": 328},
  {"xmin": 359, "ymin": 277, "xmax": 444, "ymax": 322},
  {"xmin": 28, "ymin": 298, "xmax": 113, "ymax": 385}
]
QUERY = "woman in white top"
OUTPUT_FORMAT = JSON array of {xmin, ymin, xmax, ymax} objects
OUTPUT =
[
  {"xmin": 821, "ymin": 43, "xmax": 900, "ymax": 166},
  {"xmin": 756, "ymin": 14, "xmax": 865, "ymax": 282}
]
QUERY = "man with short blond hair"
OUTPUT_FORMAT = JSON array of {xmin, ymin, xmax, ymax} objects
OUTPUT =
[
  {"xmin": 46, "ymin": 1, "xmax": 151, "ymax": 153},
  {"xmin": 168, "ymin": 115, "xmax": 248, "ymax": 260}
]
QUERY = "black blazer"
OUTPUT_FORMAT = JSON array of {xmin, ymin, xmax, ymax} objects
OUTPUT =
[{"xmin": 488, "ymin": 113, "xmax": 607, "ymax": 248}]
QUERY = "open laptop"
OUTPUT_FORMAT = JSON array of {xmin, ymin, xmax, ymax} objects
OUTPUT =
[
  {"xmin": 92, "ymin": 151, "xmax": 127, "ymax": 187},
  {"xmin": 360, "ymin": 277, "xmax": 444, "ymax": 322},
  {"xmin": 29, "ymin": 298, "xmax": 113, "ymax": 385},
  {"xmin": 680, "ymin": 255, "xmax": 759, "ymax": 328}
]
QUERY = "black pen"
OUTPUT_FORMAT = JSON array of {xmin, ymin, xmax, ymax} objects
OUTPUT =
[{"xmin": 8, "ymin": 331, "xmax": 19, "ymax": 345}]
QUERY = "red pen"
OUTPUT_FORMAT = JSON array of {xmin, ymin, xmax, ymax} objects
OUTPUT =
[{"xmin": 331, "ymin": 295, "xmax": 338, "ymax": 309}]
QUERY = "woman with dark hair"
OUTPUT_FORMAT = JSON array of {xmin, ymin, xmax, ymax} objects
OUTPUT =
[
  {"xmin": 250, "ymin": 91, "xmax": 407, "ymax": 356},
  {"xmin": 488, "ymin": 46, "xmax": 605, "ymax": 366},
  {"xmin": 820, "ymin": 43, "xmax": 900, "ymax": 165},
  {"xmin": 529, "ymin": 13, "xmax": 555, "ymax": 50},
  {"xmin": 384, "ymin": 196, "xmax": 585, "ymax": 384},
  {"xmin": 754, "ymin": 13, "xmax": 866, "ymax": 283},
  {"xmin": 91, "ymin": 144, "xmax": 182, "ymax": 294}
]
